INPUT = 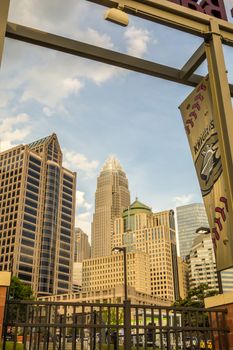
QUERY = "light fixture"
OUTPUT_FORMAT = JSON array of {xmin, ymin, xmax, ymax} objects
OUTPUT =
[{"xmin": 104, "ymin": 7, "xmax": 129, "ymax": 27}]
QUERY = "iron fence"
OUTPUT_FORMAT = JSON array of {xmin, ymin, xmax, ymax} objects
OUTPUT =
[{"xmin": 2, "ymin": 300, "xmax": 229, "ymax": 350}]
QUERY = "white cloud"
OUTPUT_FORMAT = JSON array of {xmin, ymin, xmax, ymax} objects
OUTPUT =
[
  {"xmin": 63, "ymin": 149, "xmax": 99, "ymax": 176},
  {"xmin": 0, "ymin": 113, "xmax": 31, "ymax": 151},
  {"xmin": 172, "ymin": 194, "xmax": 194, "ymax": 207},
  {"xmin": 76, "ymin": 190, "xmax": 92, "ymax": 210},
  {"xmin": 75, "ymin": 212, "xmax": 92, "ymax": 237},
  {"xmin": 124, "ymin": 26, "xmax": 150, "ymax": 57},
  {"xmin": 43, "ymin": 107, "xmax": 54, "ymax": 117}
]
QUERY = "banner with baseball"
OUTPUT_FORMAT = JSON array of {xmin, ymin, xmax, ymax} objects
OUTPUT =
[{"xmin": 180, "ymin": 76, "xmax": 233, "ymax": 271}]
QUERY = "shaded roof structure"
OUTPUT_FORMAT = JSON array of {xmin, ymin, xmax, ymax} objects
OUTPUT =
[{"xmin": 123, "ymin": 197, "xmax": 152, "ymax": 217}]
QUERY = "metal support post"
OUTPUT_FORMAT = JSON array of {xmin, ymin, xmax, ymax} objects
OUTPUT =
[
  {"xmin": 123, "ymin": 300, "xmax": 131, "ymax": 350},
  {"xmin": 123, "ymin": 248, "xmax": 128, "ymax": 301},
  {"xmin": 205, "ymin": 19, "xmax": 233, "ymax": 269},
  {"xmin": 0, "ymin": 0, "xmax": 10, "ymax": 66}
]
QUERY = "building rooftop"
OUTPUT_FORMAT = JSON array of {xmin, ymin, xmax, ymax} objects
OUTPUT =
[
  {"xmin": 101, "ymin": 155, "xmax": 124, "ymax": 172},
  {"xmin": 123, "ymin": 198, "xmax": 152, "ymax": 216}
]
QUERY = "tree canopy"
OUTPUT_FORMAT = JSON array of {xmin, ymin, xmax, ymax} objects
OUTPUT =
[
  {"xmin": 9, "ymin": 276, "xmax": 34, "ymax": 300},
  {"xmin": 173, "ymin": 284, "xmax": 219, "ymax": 308}
]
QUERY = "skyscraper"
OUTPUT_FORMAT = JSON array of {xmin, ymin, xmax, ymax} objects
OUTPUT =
[
  {"xmin": 0, "ymin": 134, "xmax": 76, "ymax": 297},
  {"xmin": 113, "ymin": 199, "xmax": 180, "ymax": 302},
  {"xmin": 73, "ymin": 228, "xmax": 91, "ymax": 292},
  {"xmin": 74, "ymin": 228, "xmax": 91, "ymax": 263},
  {"xmin": 91, "ymin": 156, "xmax": 130, "ymax": 258},
  {"xmin": 176, "ymin": 203, "xmax": 209, "ymax": 258}
]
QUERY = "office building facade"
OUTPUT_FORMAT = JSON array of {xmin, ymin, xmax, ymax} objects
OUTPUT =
[
  {"xmin": 74, "ymin": 228, "xmax": 91, "ymax": 263},
  {"xmin": 177, "ymin": 257, "xmax": 189, "ymax": 299},
  {"xmin": 188, "ymin": 233, "xmax": 218, "ymax": 290},
  {"xmin": 0, "ymin": 134, "xmax": 76, "ymax": 297},
  {"xmin": 82, "ymin": 250, "xmax": 151, "ymax": 295},
  {"xmin": 91, "ymin": 156, "xmax": 130, "ymax": 258},
  {"xmin": 112, "ymin": 199, "xmax": 179, "ymax": 302},
  {"xmin": 176, "ymin": 203, "xmax": 209, "ymax": 258}
]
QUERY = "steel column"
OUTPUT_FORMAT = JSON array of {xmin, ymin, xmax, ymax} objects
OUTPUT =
[
  {"xmin": 205, "ymin": 19, "xmax": 233, "ymax": 269},
  {"xmin": 0, "ymin": 0, "xmax": 10, "ymax": 66}
]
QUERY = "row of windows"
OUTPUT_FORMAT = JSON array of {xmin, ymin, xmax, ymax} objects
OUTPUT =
[
  {"xmin": 27, "ymin": 176, "xmax": 39, "ymax": 188},
  {"xmin": 21, "ymin": 238, "xmax": 35, "ymax": 248},
  {"xmin": 19, "ymin": 264, "xmax": 33, "ymax": 273},
  {"xmin": 23, "ymin": 221, "xmax": 36, "ymax": 232},
  {"xmin": 0, "ymin": 221, "xmax": 17, "ymax": 230},
  {"xmin": 25, "ymin": 206, "xmax": 37, "ymax": 216},
  {"xmin": 26, "ymin": 190, "xmax": 38, "ymax": 201},
  {"xmin": 63, "ymin": 180, "xmax": 73, "ymax": 190},
  {"xmin": 28, "ymin": 162, "xmax": 41, "ymax": 173},
  {"xmin": 27, "ymin": 184, "xmax": 39, "ymax": 194},
  {"xmin": 28, "ymin": 169, "xmax": 40, "ymax": 180},
  {"xmin": 29, "ymin": 156, "xmax": 41, "ymax": 166},
  {"xmin": 22, "ymin": 230, "xmax": 35, "ymax": 240}
]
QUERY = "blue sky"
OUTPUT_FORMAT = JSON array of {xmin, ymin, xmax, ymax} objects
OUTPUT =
[{"xmin": 1, "ymin": 0, "xmax": 233, "ymax": 237}]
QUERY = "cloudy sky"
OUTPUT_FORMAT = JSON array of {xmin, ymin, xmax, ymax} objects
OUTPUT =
[{"xmin": 1, "ymin": 0, "xmax": 233, "ymax": 238}]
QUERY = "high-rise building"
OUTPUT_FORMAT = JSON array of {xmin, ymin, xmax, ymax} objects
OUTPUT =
[
  {"xmin": 176, "ymin": 203, "xmax": 209, "ymax": 258},
  {"xmin": 188, "ymin": 233, "xmax": 218, "ymax": 291},
  {"xmin": 112, "ymin": 199, "xmax": 179, "ymax": 302},
  {"xmin": 0, "ymin": 134, "xmax": 76, "ymax": 297},
  {"xmin": 221, "ymin": 269, "xmax": 233, "ymax": 293},
  {"xmin": 177, "ymin": 257, "xmax": 189, "ymax": 299},
  {"xmin": 72, "ymin": 228, "xmax": 90, "ymax": 292},
  {"xmin": 91, "ymin": 156, "xmax": 130, "ymax": 258},
  {"xmin": 74, "ymin": 228, "xmax": 91, "ymax": 262}
]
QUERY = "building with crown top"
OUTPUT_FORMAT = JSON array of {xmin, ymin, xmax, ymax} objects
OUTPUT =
[
  {"xmin": 0, "ymin": 134, "xmax": 76, "ymax": 297},
  {"xmin": 91, "ymin": 156, "xmax": 130, "ymax": 258}
]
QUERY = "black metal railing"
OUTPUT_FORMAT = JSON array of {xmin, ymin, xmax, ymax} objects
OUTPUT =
[{"xmin": 2, "ymin": 300, "xmax": 229, "ymax": 350}]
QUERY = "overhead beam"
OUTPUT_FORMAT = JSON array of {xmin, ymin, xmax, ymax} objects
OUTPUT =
[
  {"xmin": 87, "ymin": 0, "xmax": 233, "ymax": 46},
  {"xmin": 5, "ymin": 22, "xmax": 233, "ymax": 97},
  {"xmin": 180, "ymin": 42, "xmax": 206, "ymax": 80}
]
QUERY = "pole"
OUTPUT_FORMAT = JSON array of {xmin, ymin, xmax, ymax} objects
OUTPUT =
[
  {"xmin": 205, "ymin": 19, "xmax": 233, "ymax": 269},
  {"xmin": 123, "ymin": 248, "xmax": 128, "ymax": 301},
  {"xmin": 0, "ymin": 0, "xmax": 10, "ymax": 66}
]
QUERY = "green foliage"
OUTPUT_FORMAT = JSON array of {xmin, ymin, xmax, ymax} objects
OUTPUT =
[
  {"xmin": 102, "ymin": 307, "xmax": 124, "ymax": 326},
  {"xmin": 0, "ymin": 342, "xmax": 24, "ymax": 350},
  {"xmin": 9, "ymin": 276, "xmax": 34, "ymax": 300},
  {"xmin": 174, "ymin": 283, "xmax": 219, "ymax": 308}
]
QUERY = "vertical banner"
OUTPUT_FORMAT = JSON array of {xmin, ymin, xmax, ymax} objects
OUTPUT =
[{"xmin": 180, "ymin": 76, "xmax": 233, "ymax": 271}]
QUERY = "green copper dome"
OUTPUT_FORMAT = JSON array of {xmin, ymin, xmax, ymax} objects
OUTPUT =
[{"xmin": 123, "ymin": 197, "xmax": 152, "ymax": 217}]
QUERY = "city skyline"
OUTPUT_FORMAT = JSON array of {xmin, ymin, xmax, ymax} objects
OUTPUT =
[{"xmin": 1, "ymin": 0, "xmax": 233, "ymax": 237}]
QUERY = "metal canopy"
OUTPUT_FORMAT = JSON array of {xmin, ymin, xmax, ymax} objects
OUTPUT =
[{"xmin": 2, "ymin": 22, "xmax": 233, "ymax": 97}]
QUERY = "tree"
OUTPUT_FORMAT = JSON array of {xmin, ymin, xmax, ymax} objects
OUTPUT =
[
  {"xmin": 9, "ymin": 276, "xmax": 34, "ymax": 300},
  {"xmin": 173, "ymin": 284, "xmax": 218, "ymax": 308}
]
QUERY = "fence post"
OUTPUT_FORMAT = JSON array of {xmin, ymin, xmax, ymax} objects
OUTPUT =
[
  {"xmin": 124, "ymin": 300, "xmax": 131, "ymax": 350},
  {"xmin": 0, "ymin": 272, "xmax": 11, "ymax": 338}
]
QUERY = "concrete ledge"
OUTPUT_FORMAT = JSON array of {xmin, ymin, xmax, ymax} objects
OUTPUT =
[
  {"xmin": 204, "ymin": 291, "xmax": 233, "ymax": 308},
  {"xmin": 0, "ymin": 272, "xmax": 11, "ymax": 287}
]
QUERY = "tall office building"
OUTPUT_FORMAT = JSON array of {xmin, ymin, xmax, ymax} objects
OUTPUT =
[
  {"xmin": 177, "ymin": 257, "xmax": 189, "ymax": 299},
  {"xmin": 113, "ymin": 199, "xmax": 179, "ymax": 302},
  {"xmin": 73, "ymin": 228, "xmax": 90, "ymax": 292},
  {"xmin": 176, "ymin": 203, "xmax": 209, "ymax": 258},
  {"xmin": 74, "ymin": 228, "xmax": 91, "ymax": 262},
  {"xmin": 91, "ymin": 156, "xmax": 130, "ymax": 258},
  {"xmin": 0, "ymin": 134, "xmax": 76, "ymax": 297},
  {"xmin": 188, "ymin": 233, "xmax": 218, "ymax": 291}
]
